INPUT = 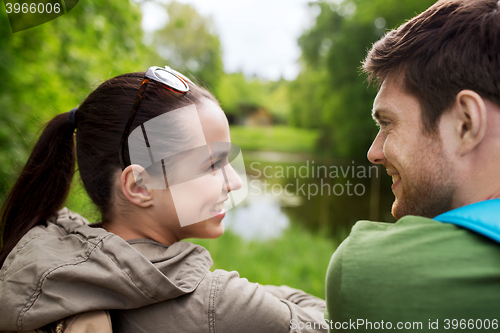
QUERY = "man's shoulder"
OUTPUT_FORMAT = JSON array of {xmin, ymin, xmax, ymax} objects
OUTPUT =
[
  {"xmin": 332, "ymin": 214, "xmax": 500, "ymax": 284},
  {"xmin": 326, "ymin": 215, "xmax": 500, "ymax": 323},
  {"xmin": 348, "ymin": 215, "xmax": 496, "ymax": 251},
  {"xmin": 352, "ymin": 214, "xmax": 454, "ymax": 234}
]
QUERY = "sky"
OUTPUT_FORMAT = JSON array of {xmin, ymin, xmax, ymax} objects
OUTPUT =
[{"xmin": 140, "ymin": 0, "xmax": 322, "ymax": 81}]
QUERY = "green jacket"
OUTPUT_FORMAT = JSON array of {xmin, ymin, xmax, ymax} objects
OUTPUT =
[{"xmin": 325, "ymin": 216, "xmax": 500, "ymax": 332}]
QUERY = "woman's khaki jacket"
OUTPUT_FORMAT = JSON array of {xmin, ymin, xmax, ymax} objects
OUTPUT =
[{"xmin": 0, "ymin": 208, "xmax": 326, "ymax": 332}]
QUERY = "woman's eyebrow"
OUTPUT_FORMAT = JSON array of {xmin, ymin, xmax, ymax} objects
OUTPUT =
[
  {"xmin": 202, "ymin": 150, "xmax": 229, "ymax": 164},
  {"xmin": 211, "ymin": 151, "xmax": 229, "ymax": 160}
]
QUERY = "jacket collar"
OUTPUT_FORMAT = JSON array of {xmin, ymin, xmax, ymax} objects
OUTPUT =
[{"xmin": 434, "ymin": 199, "xmax": 500, "ymax": 244}]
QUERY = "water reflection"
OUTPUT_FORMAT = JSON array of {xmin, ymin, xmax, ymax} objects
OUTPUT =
[{"xmin": 223, "ymin": 195, "xmax": 290, "ymax": 241}]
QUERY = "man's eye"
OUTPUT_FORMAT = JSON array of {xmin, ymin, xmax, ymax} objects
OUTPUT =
[{"xmin": 378, "ymin": 120, "xmax": 390, "ymax": 129}]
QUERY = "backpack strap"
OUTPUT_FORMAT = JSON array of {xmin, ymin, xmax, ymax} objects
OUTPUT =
[{"xmin": 434, "ymin": 199, "xmax": 500, "ymax": 244}]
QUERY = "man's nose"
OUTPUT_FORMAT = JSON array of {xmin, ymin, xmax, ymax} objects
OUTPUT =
[{"xmin": 367, "ymin": 131, "xmax": 386, "ymax": 165}]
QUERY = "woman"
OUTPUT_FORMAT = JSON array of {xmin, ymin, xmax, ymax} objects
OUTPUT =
[{"xmin": 0, "ymin": 66, "xmax": 326, "ymax": 333}]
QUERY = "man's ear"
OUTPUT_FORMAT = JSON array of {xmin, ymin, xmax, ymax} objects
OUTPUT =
[
  {"xmin": 452, "ymin": 90, "xmax": 487, "ymax": 156},
  {"xmin": 120, "ymin": 165, "xmax": 154, "ymax": 208}
]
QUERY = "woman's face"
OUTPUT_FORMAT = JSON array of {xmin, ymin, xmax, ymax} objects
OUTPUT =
[{"xmin": 151, "ymin": 99, "xmax": 242, "ymax": 240}]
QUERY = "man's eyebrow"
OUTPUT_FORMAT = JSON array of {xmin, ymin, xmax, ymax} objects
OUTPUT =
[{"xmin": 371, "ymin": 108, "xmax": 395, "ymax": 122}]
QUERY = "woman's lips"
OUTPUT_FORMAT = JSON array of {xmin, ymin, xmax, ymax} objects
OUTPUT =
[
  {"xmin": 211, "ymin": 200, "xmax": 226, "ymax": 219},
  {"xmin": 212, "ymin": 201, "xmax": 225, "ymax": 212},
  {"xmin": 213, "ymin": 208, "xmax": 226, "ymax": 219}
]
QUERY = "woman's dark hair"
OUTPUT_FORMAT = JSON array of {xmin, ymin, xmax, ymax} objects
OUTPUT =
[{"xmin": 0, "ymin": 71, "xmax": 217, "ymax": 267}]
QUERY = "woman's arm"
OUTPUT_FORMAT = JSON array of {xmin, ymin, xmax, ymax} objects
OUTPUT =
[
  {"xmin": 261, "ymin": 284, "xmax": 326, "ymax": 313},
  {"xmin": 111, "ymin": 269, "xmax": 328, "ymax": 333},
  {"xmin": 210, "ymin": 270, "xmax": 327, "ymax": 333}
]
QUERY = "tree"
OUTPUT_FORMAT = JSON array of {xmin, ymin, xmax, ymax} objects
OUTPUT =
[
  {"xmin": 215, "ymin": 72, "xmax": 291, "ymax": 124},
  {"xmin": 0, "ymin": 0, "xmax": 154, "ymax": 201},
  {"xmin": 150, "ymin": 1, "xmax": 223, "ymax": 92}
]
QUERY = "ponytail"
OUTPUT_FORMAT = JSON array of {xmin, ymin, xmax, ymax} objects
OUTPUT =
[{"xmin": 0, "ymin": 112, "xmax": 76, "ymax": 267}]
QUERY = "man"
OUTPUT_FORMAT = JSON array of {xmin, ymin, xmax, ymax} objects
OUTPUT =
[{"xmin": 325, "ymin": 0, "xmax": 500, "ymax": 331}]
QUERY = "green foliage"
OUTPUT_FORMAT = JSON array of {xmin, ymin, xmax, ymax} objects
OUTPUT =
[
  {"xmin": 262, "ymin": 80, "xmax": 291, "ymax": 121},
  {"xmin": 216, "ymin": 72, "xmax": 291, "ymax": 122},
  {"xmin": 187, "ymin": 226, "xmax": 338, "ymax": 298},
  {"xmin": 288, "ymin": 65, "xmax": 329, "ymax": 129},
  {"xmin": 65, "ymin": 172, "xmax": 100, "ymax": 223},
  {"xmin": 291, "ymin": 0, "xmax": 436, "ymax": 159},
  {"xmin": 150, "ymin": 1, "xmax": 223, "ymax": 92},
  {"xmin": 0, "ymin": 0, "xmax": 154, "ymax": 202},
  {"xmin": 229, "ymin": 125, "xmax": 319, "ymax": 153},
  {"xmin": 216, "ymin": 73, "xmax": 267, "ymax": 115}
]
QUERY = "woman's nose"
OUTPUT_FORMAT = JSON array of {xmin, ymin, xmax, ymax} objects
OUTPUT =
[{"xmin": 223, "ymin": 163, "xmax": 243, "ymax": 192}]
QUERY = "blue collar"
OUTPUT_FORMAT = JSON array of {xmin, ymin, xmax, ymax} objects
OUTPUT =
[{"xmin": 434, "ymin": 199, "xmax": 500, "ymax": 243}]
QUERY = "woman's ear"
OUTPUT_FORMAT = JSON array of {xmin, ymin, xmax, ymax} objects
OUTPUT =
[
  {"xmin": 452, "ymin": 90, "xmax": 487, "ymax": 156},
  {"xmin": 120, "ymin": 165, "xmax": 154, "ymax": 208}
]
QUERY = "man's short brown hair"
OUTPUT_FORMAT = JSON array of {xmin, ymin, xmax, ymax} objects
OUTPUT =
[{"xmin": 364, "ymin": 0, "xmax": 500, "ymax": 133}]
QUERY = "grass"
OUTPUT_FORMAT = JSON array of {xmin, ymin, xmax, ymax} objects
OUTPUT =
[
  {"xmin": 229, "ymin": 125, "xmax": 320, "ymax": 153},
  {"xmin": 187, "ymin": 225, "xmax": 338, "ymax": 299}
]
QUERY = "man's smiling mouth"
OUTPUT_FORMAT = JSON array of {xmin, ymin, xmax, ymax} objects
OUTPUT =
[
  {"xmin": 392, "ymin": 174, "xmax": 401, "ymax": 183},
  {"xmin": 387, "ymin": 169, "xmax": 401, "ymax": 190}
]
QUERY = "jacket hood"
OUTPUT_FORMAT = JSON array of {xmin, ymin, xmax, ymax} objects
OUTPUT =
[{"xmin": 0, "ymin": 208, "xmax": 212, "ymax": 331}]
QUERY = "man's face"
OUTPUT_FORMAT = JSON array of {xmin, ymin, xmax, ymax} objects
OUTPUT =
[{"xmin": 367, "ymin": 75, "xmax": 457, "ymax": 220}]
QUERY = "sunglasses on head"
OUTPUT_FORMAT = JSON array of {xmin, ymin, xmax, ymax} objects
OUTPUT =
[{"xmin": 118, "ymin": 66, "xmax": 195, "ymax": 170}]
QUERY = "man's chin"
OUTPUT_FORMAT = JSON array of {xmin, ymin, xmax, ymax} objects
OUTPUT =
[
  {"xmin": 391, "ymin": 195, "xmax": 453, "ymax": 220},
  {"xmin": 391, "ymin": 199, "xmax": 405, "ymax": 220},
  {"xmin": 391, "ymin": 197, "xmax": 422, "ymax": 220}
]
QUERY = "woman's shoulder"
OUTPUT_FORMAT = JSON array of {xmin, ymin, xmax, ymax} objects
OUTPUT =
[{"xmin": 1, "ymin": 208, "xmax": 109, "ymax": 274}]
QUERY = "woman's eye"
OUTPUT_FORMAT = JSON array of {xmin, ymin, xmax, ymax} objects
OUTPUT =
[{"xmin": 209, "ymin": 160, "xmax": 222, "ymax": 170}]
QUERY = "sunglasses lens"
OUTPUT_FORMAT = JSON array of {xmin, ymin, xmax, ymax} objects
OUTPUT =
[
  {"xmin": 166, "ymin": 67, "xmax": 193, "ymax": 84},
  {"xmin": 154, "ymin": 69, "xmax": 189, "ymax": 92}
]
